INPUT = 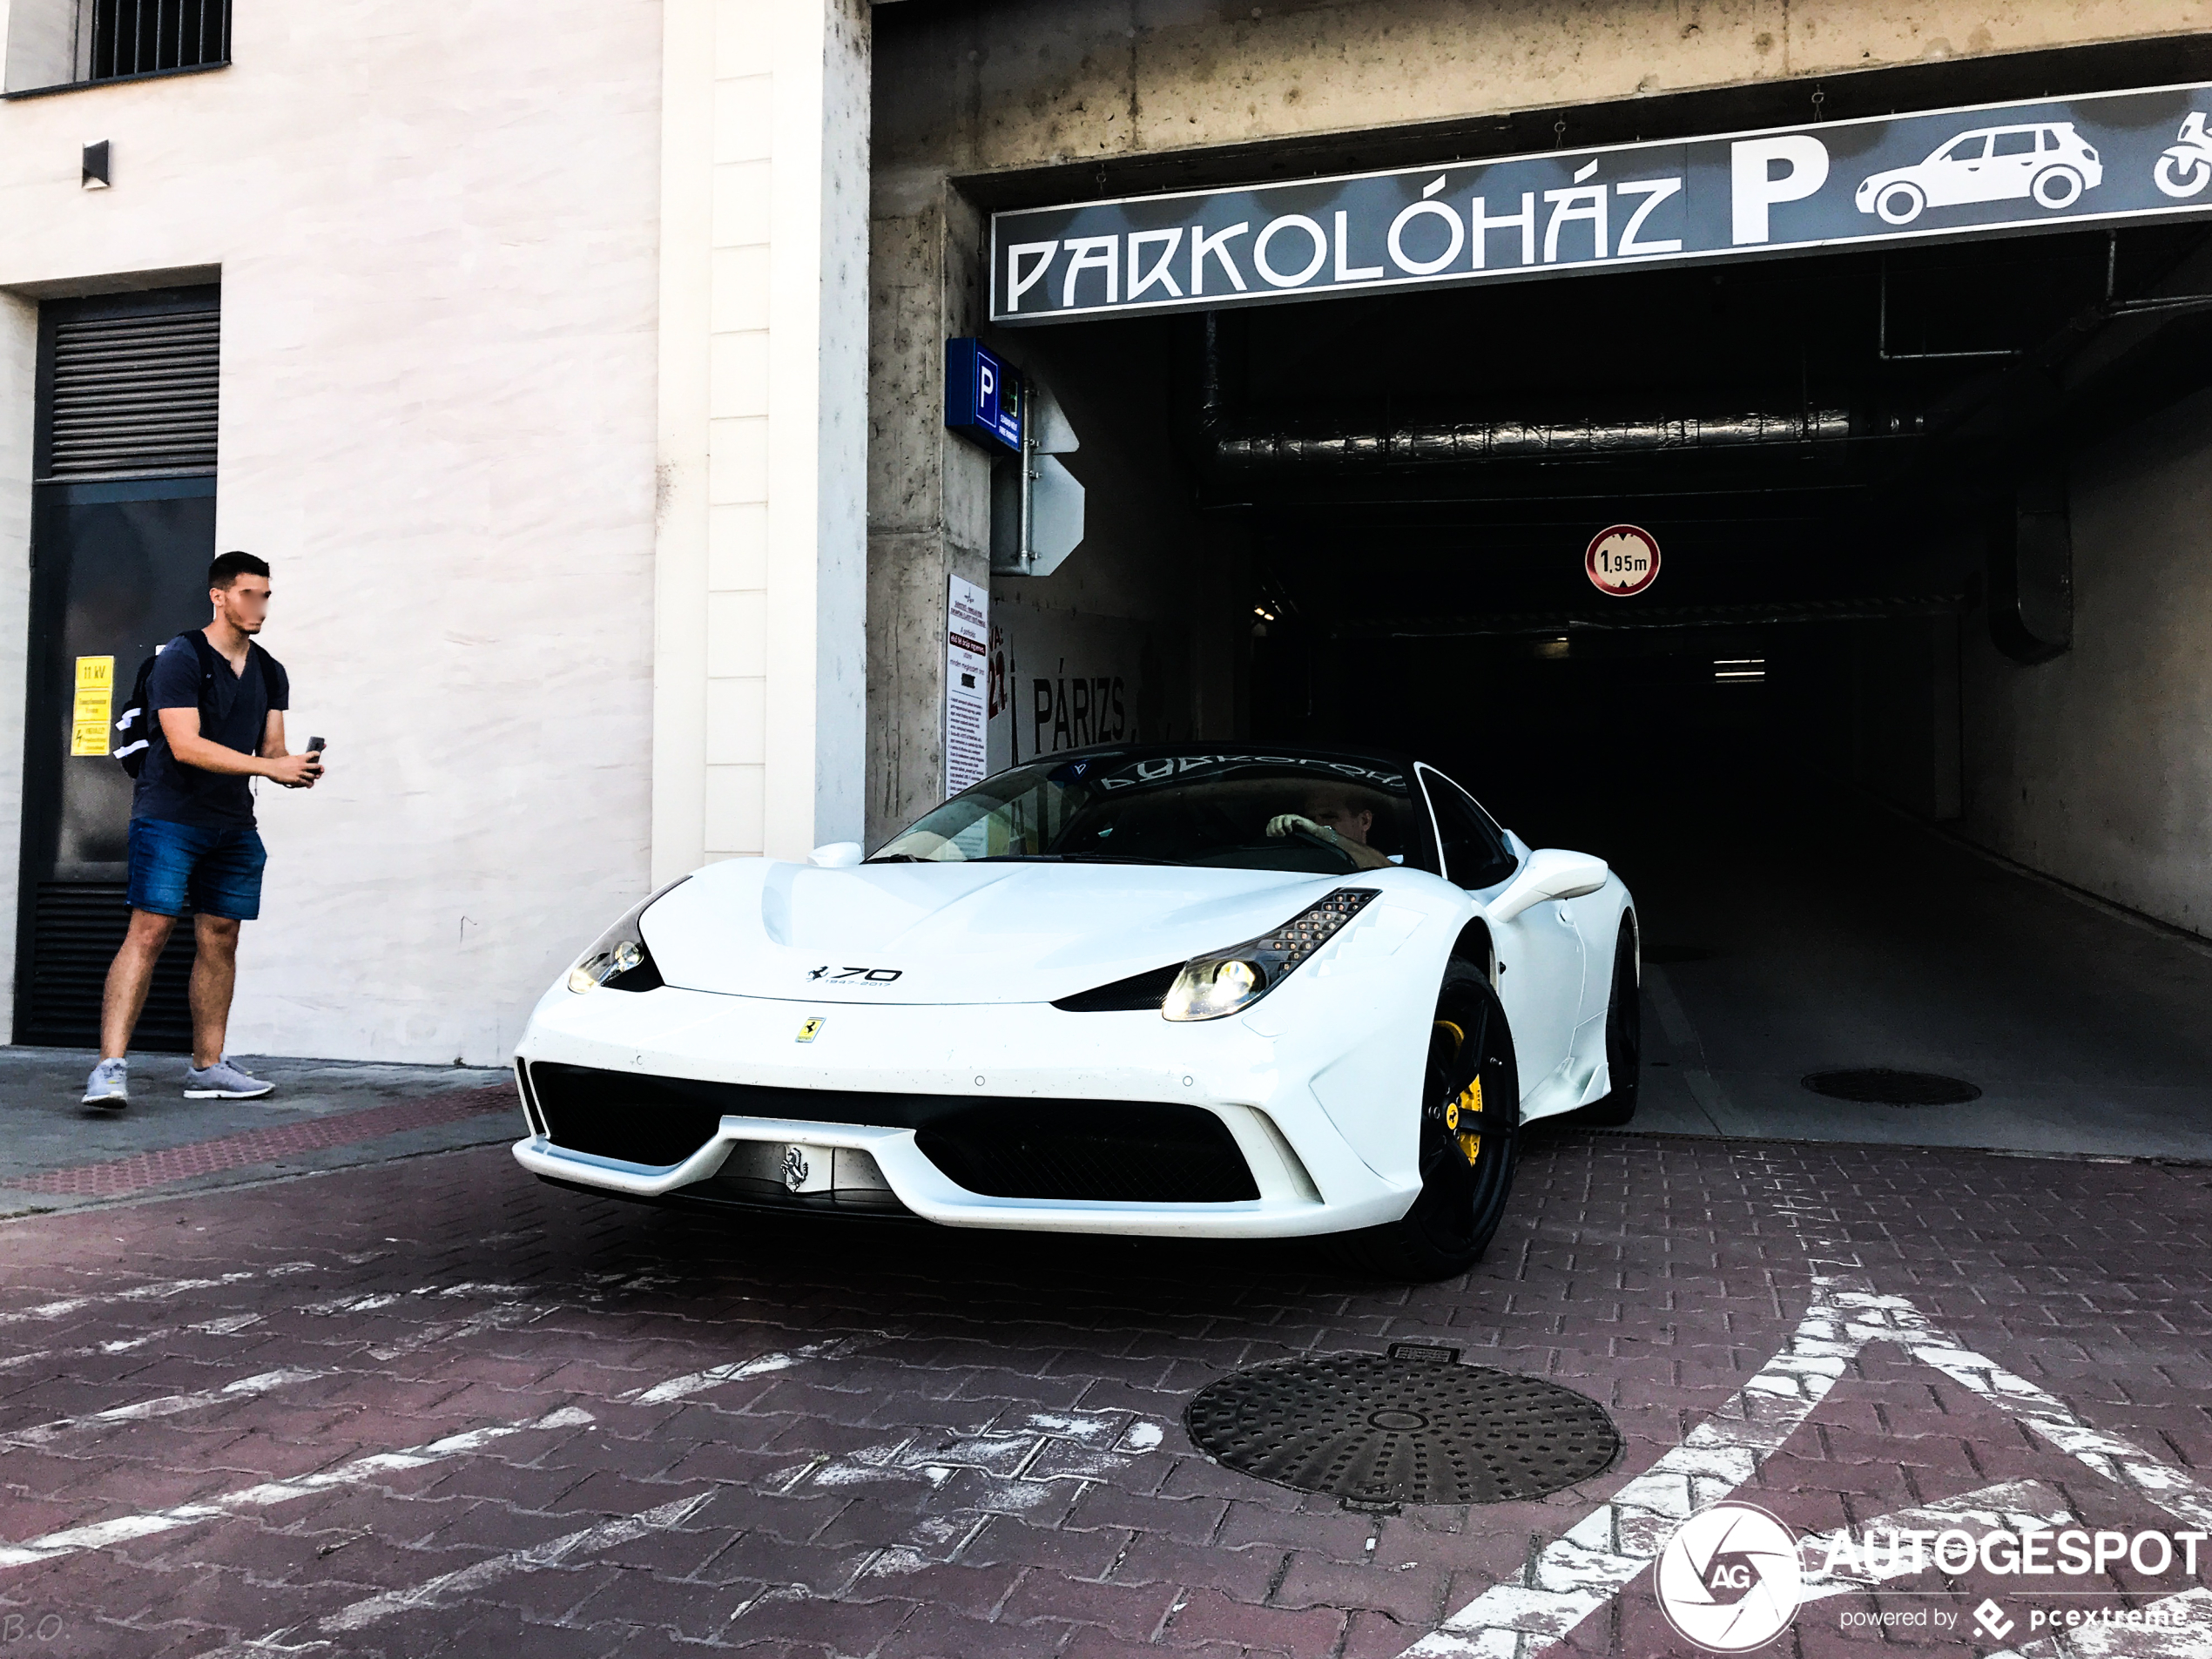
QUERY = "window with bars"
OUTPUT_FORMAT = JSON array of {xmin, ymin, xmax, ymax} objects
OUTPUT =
[
  {"xmin": 82, "ymin": 0, "xmax": 228, "ymax": 83},
  {"xmin": 0, "ymin": 0, "xmax": 230, "ymax": 94}
]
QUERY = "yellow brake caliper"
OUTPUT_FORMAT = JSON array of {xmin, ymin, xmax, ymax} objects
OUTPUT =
[{"xmin": 1434, "ymin": 1020, "xmax": 1482, "ymax": 1166}]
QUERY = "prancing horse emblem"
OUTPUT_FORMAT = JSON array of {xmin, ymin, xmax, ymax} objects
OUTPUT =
[{"xmin": 796, "ymin": 1018, "xmax": 824, "ymax": 1043}]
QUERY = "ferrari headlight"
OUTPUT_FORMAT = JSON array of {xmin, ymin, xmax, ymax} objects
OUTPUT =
[
  {"xmin": 564, "ymin": 877, "xmax": 689, "ymax": 994},
  {"xmin": 1162, "ymin": 887, "xmax": 1379, "ymax": 1022}
]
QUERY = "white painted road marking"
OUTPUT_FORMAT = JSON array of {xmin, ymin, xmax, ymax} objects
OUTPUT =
[
  {"xmin": 2, "ymin": 1367, "xmax": 327, "ymax": 1447},
  {"xmin": 192, "ymin": 1493, "xmax": 715, "ymax": 1657},
  {"xmin": 626, "ymin": 1337, "xmax": 860, "ymax": 1405},
  {"xmin": 321, "ymin": 1492, "xmax": 713, "ymax": 1631},
  {"xmin": 0, "ymin": 1313, "xmax": 266, "ymax": 1374},
  {"xmin": 1406, "ymin": 1274, "xmax": 2212, "ymax": 1659},
  {"xmin": 763, "ymin": 1407, "xmax": 1170, "ymax": 1586},
  {"xmin": 0, "ymin": 1268, "xmax": 307, "ymax": 1326},
  {"xmin": 0, "ymin": 1406, "xmax": 594, "ymax": 1568},
  {"xmin": 0, "ymin": 1332, "xmax": 880, "ymax": 1571}
]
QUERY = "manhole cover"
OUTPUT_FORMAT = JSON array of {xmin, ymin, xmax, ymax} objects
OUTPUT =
[
  {"xmin": 1802, "ymin": 1069, "xmax": 1982, "ymax": 1106},
  {"xmin": 1184, "ymin": 1343, "xmax": 1620, "ymax": 1508}
]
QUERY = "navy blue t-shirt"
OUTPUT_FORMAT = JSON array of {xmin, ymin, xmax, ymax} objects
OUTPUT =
[{"xmin": 132, "ymin": 634, "xmax": 291, "ymax": 829}]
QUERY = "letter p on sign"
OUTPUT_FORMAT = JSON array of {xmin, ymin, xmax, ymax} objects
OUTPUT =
[{"xmin": 1732, "ymin": 134, "xmax": 1830, "ymax": 244}]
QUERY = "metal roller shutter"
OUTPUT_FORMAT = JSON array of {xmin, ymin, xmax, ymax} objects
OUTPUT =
[
  {"xmin": 24, "ymin": 885, "xmax": 198, "ymax": 1049},
  {"xmin": 43, "ymin": 309, "xmax": 219, "ymax": 481}
]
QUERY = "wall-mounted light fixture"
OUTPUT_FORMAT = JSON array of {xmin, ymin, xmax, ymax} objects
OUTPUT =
[{"xmin": 82, "ymin": 141, "xmax": 111, "ymax": 189}]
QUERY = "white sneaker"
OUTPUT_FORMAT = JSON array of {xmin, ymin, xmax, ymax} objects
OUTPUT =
[
  {"xmin": 82, "ymin": 1058, "xmax": 128, "ymax": 1107},
  {"xmin": 183, "ymin": 1058, "xmax": 274, "ymax": 1100}
]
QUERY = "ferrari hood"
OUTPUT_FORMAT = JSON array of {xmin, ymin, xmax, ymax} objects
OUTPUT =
[{"xmin": 638, "ymin": 858, "xmax": 1383, "ymax": 1004}]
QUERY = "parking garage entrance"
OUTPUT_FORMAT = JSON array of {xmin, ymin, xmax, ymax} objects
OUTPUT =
[{"xmin": 981, "ymin": 84, "xmax": 2212, "ymax": 1156}]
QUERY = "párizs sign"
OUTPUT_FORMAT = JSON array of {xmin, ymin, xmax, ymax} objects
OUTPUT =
[
  {"xmin": 1587, "ymin": 525, "xmax": 1660, "ymax": 597},
  {"xmin": 991, "ymin": 81, "xmax": 2212, "ymax": 324}
]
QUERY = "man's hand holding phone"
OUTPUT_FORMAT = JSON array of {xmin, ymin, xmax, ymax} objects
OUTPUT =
[{"xmin": 270, "ymin": 738, "xmax": 326, "ymax": 789}]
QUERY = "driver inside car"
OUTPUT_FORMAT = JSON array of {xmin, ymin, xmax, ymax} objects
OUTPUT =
[{"xmin": 1264, "ymin": 787, "xmax": 1393, "ymax": 871}]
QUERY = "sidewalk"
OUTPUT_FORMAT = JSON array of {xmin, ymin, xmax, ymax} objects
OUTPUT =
[{"xmin": 0, "ymin": 1047, "xmax": 516, "ymax": 1215}]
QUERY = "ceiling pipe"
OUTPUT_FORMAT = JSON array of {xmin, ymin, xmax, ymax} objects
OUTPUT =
[
  {"xmin": 1193, "ymin": 310, "xmax": 1854, "ymax": 475},
  {"xmin": 1212, "ymin": 409, "xmax": 1853, "ymax": 472}
]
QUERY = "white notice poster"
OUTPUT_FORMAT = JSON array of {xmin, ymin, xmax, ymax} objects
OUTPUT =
[{"xmin": 945, "ymin": 575, "xmax": 989, "ymax": 798}]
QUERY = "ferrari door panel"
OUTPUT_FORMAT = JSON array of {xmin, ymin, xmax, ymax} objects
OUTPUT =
[{"xmin": 1499, "ymin": 902, "xmax": 1586, "ymax": 1103}]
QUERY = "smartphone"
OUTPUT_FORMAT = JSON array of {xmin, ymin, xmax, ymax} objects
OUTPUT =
[{"xmin": 307, "ymin": 737, "xmax": 326, "ymax": 756}]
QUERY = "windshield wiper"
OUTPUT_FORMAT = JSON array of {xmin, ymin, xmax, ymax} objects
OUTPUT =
[
  {"xmin": 961, "ymin": 853, "xmax": 1180, "ymax": 865},
  {"xmin": 869, "ymin": 852, "xmax": 1182, "ymax": 867}
]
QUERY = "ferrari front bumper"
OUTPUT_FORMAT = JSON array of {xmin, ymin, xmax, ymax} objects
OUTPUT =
[{"xmin": 510, "ymin": 983, "xmax": 1420, "ymax": 1239}]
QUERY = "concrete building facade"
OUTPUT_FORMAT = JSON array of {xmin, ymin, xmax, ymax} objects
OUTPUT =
[{"xmin": 1, "ymin": 0, "xmax": 2209, "ymax": 1067}]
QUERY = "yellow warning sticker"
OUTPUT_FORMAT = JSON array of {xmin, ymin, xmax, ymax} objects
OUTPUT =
[{"xmin": 70, "ymin": 658, "xmax": 115, "ymax": 756}]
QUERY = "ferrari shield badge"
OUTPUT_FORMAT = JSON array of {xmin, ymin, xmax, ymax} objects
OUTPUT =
[{"xmin": 796, "ymin": 1018, "xmax": 825, "ymax": 1043}]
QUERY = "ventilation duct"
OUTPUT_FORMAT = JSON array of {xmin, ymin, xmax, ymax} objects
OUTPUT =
[{"xmin": 43, "ymin": 307, "xmax": 219, "ymax": 481}]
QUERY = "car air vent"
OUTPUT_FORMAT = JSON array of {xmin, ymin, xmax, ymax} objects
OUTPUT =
[
  {"xmin": 915, "ymin": 1101, "xmax": 1258, "ymax": 1203},
  {"xmin": 527, "ymin": 1062, "xmax": 729, "ymax": 1168},
  {"xmin": 1051, "ymin": 962, "xmax": 1184, "ymax": 1012}
]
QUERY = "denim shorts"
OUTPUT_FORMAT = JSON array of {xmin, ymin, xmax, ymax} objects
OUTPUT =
[{"xmin": 126, "ymin": 818, "xmax": 268, "ymax": 921}]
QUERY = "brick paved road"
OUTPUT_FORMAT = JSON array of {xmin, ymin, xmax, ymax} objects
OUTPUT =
[{"xmin": 0, "ymin": 1126, "xmax": 2207, "ymax": 1658}]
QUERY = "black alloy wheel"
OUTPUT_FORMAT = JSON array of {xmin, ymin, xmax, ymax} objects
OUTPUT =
[
  {"xmin": 1579, "ymin": 916, "xmax": 1642, "ymax": 1128},
  {"xmin": 1340, "ymin": 961, "xmax": 1520, "ymax": 1282}
]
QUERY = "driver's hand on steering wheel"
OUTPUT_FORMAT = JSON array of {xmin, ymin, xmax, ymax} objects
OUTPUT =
[{"xmin": 1265, "ymin": 813, "xmax": 1337, "ymax": 844}]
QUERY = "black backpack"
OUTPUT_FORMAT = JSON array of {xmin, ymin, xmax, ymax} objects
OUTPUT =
[{"xmin": 113, "ymin": 632, "xmax": 219, "ymax": 779}]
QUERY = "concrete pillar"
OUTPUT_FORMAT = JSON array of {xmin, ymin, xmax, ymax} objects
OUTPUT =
[
  {"xmin": 655, "ymin": 0, "xmax": 869, "ymax": 881},
  {"xmin": 864, "ymin": 187, "xmax": 992, "ymax": 848}
]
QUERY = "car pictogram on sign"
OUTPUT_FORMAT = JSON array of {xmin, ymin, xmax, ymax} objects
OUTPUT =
[
  {"xmin": 1586, "ymin": 525, "xmax": 1660, "ymax": 597},
  {"xmin": 1854, "ymin": 122, "xmax": 2103, "ymax": 225}
]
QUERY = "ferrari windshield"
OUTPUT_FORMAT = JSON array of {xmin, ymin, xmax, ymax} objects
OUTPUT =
[{"xmin": 870, "ymin": 751, "xmax": 1436, "ymax": 875}]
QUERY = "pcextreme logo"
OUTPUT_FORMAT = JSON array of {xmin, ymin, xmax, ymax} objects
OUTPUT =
[{"xmin": 1655, "ymin": 1501, "xmax": 1803, "ymax": 1651}]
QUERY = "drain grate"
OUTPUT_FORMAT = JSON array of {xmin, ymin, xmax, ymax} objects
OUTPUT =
[
  {"xmin": 1803, "ymin": 1069, "xmax": 1982, "ymax": 1106},
  {"xmin": 1184, "ymin": 1343, "xmax": 1620, "ymax": 1508}
]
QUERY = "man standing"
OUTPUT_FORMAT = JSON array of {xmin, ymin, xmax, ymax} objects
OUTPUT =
[{"xmin": 81, "ymin": 552, "xmax": 321, "ymax": 1107}]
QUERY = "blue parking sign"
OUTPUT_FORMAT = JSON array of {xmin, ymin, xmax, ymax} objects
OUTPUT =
[{"xmin": 945, "ymin": 338, "xmax": 1023, "ymax": 453}]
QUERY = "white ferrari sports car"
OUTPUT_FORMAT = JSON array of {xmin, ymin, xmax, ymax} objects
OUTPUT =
[{"xmin": 510, "ymin": 745, "xmax": 1639, "ymax": 1278}]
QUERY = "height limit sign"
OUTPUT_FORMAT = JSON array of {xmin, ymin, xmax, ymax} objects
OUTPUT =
[{"xmin": 1585, "ymin": 524, "xmax": 1660, "ymax": 597}]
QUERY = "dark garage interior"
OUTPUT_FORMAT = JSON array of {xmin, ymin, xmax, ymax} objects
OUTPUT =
[{"xmin": 1028, "ymin": 219, "xmax": 2212, "ymax": 1155}]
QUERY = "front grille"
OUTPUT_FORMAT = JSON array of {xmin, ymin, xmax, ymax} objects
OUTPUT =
[
  {"xmin": 916, "ymin": 1102, "xmax": 1258, "ymax": 1203},
  {"xmin": 524, "ymin": 1062, "xmax": 1258, "ymax": 1201}
]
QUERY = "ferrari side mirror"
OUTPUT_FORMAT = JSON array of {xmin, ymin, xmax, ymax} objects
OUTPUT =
[
  {"xmin": 1486, "ymin": 848, "xmax": 1608, "ymax": 923},
  {"xmin": 808, "ymin": 841, "xmax": 864, "ymax": 868}
]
